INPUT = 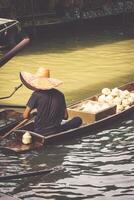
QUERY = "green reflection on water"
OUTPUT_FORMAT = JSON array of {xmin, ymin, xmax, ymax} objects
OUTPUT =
[{"xmin": 0, "ymin": 28, "xmax": 134, "ymax": 106}]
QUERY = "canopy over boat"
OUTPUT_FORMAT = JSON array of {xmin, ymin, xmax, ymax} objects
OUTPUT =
[
  {"xmin": 0, "ymin": 18, "xmax": 20, "ymax": 34},
  {"xmin": 0, "ymin": 18, "xmax": 30, "ymax": 67},
  {"xmin": 0, "ymin": 17, "xmax": 21, "ymax": 50},
  {"xmin": 0, "ymin": 18, "xmax": 18, "ymax": 26}
]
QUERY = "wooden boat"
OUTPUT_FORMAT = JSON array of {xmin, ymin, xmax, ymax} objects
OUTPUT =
[
  {"xmin": 0, "ymin": 18, "xmax": 30, "ymax": 68},
  {"xmin": 0, "ymin": 82, "xmax": 134, "ymax": 153}
]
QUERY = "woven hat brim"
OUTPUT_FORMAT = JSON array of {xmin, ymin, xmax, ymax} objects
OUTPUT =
[{"xmin": 20, "ymin": 72, "xmax": 63, "ymax": 91}]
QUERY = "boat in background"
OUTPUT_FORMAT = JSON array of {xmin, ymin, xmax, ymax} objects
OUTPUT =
[
  {"xmin": 0, "ymin": 81, "xmax": 134, "ymax": 153},
  {"xmin": 0, "ymin": 17, "xmax": 30, "ymax": 68},
  {"xmin": 0, "ymin": 18, "xmax": 20, "ymax": 49}
]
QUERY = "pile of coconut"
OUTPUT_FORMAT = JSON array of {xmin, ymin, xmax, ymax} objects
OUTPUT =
[
  {"xmin": 78, "ymin": 87, "xmax": 134, "ymax": 114},
  {"xmin": 98, "ymin": 87, "xmax": 134, "ymax": 113},
  {"xmin": 79, "ymin": 100, "xmax": 110, "ymax": 114}
]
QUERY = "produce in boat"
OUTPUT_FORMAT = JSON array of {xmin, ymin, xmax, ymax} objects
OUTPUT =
[{"xmin": 22, "ymin": 131, "xmax": 32, "ymax": 145}]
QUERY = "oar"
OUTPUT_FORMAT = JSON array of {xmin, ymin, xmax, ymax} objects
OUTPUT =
[
  {"xmin": 0, "ymin": 83, "xmax": 23, "ymax": 100},
  {"xmin": 0, "ymin": 110, "xmax": 37, "ymax": 141},
  {"xmin": 0, "ymin": 118, "xmax": 29, "ymax": 141},
  {"xmin": 0, "ymin": 37, "xmax": 30, "ymax": 68},
  {"xmin": 0, "ymin": 168, "xmax": 53, "ymax": 181},
  {"xmin": 0, "ymin": 166, "xmax": 63, "ymax": 181}
]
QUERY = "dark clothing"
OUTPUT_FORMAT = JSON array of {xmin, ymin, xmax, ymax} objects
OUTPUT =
[
  {"xmin": 60, "ymin": 117, "xmax": 82, "ymax": 133},
  {"xmin": 27, "ymin": 89, "xmax": 66, "ymax": 134}
]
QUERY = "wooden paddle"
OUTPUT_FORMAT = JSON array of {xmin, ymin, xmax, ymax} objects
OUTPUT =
[
  {"xmin": 0, "ymin": 110, "xmax": 37, "ymax": 141},
  {"xmin": 0, "ymin": 166, "xmax": 63, "ymax": 181},
  {"xmin": 0, "ymin": 118, "xmax": 29, "ymax": 140}
]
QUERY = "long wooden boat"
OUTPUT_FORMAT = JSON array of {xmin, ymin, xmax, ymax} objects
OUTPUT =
[{"xmin": 0, "ymin": 81, "xmax": 134, "ymax": 153}]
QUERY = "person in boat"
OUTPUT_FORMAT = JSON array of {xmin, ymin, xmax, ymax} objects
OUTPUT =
[{"xmin": 20, "ymin": 67, "xmax": 82, "ymax": 136}]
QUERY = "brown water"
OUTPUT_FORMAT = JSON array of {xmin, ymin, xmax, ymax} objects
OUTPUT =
[
  {"xmin": 0, "ymin": 19, "xmax": 134, "ymax": 200},
  {"xmin": 0, "ymin": 22, "xmax": 134, "ymax": 106}
]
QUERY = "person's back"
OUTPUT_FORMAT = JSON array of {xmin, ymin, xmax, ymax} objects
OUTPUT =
[
  {"xmin": 20, "ymin": 67, "xmax": 82, "ymax": 136},
  {"xmin": 27, "ymin": 89, "xmax": 66, "ymax": 134}
]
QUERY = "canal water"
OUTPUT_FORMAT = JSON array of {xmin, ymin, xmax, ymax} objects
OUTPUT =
[{"xmin": 0, "ymin": 17, "xmax": 134, "ymax": 199}]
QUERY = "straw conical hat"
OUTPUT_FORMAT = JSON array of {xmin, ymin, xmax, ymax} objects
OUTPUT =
[{"xmin": 20, "ymin": 68, "xmax": 63, "ymax": 91}]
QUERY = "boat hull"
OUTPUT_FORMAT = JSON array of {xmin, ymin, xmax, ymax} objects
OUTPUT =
[{"xmin": 45, "ymin": 104, "xmax": 134, "ymax": 144}]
